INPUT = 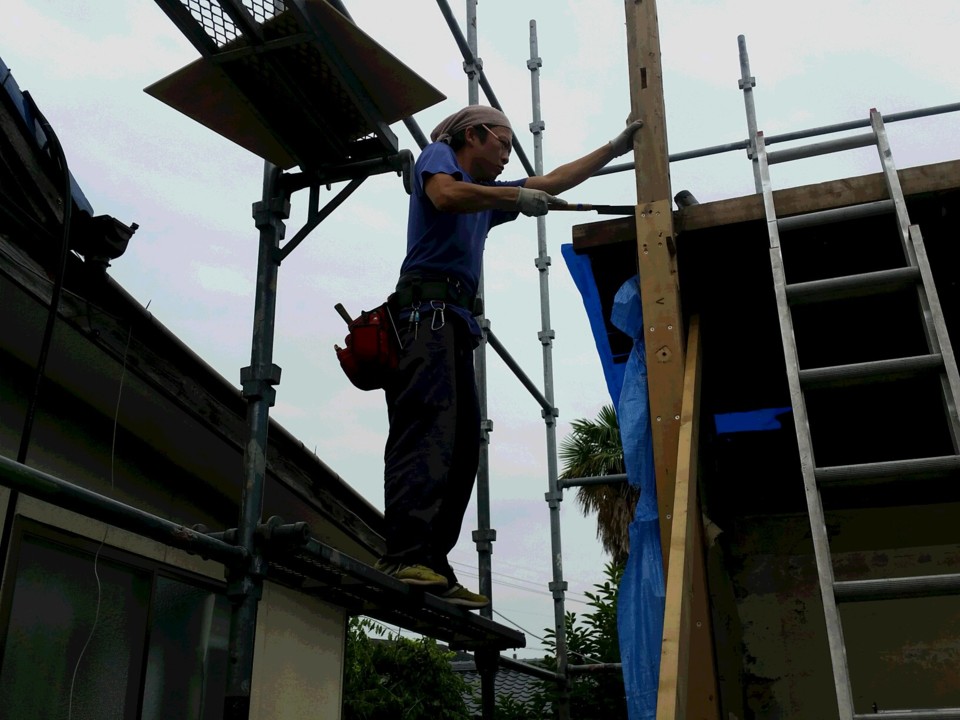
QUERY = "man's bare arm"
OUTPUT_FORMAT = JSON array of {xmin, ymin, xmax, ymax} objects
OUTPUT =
[
  {"xmin": 424, "ymin": 173, "xmax": 521, "ymax": 213},
  {"xmin": 525, "ymin": 120, "xmax": 642, "ymax": 196}
]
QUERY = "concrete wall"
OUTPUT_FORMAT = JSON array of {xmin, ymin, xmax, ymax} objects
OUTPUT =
[
  {"xmin": 719, "ymin": 507, "xmax": 960, "ymax": 719},
  {"xmin": 252, "ymin": 582, "xmax": 345, "ymax": 720}
]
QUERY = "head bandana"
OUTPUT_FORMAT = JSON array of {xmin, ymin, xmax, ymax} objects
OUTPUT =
[{"xmin": 430, "ymin": 105, "xmax": 512, "ymax": 144}]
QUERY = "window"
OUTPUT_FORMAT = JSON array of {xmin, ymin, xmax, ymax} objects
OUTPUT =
[{"xmin": 0, "ymin": 520, "xmax": 230, "ymax": 720}]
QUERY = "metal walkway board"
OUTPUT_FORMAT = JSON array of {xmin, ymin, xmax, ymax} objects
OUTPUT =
[
  {"xmin": 268, "ymin": 538, "xmax": 526, "ymax": 652},
  {"xmin": 146, "ymin": 0, "xmax": 445, "ymax": 169}
]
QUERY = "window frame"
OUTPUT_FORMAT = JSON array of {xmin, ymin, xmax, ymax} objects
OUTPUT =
[{"xmin": 0, "ymin": 516, "xmax": 229, "ymax": 719}]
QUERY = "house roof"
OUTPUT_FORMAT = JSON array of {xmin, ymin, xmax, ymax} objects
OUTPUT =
[{"xmin": 451, "ymin": 658, "xmax": 545, "ymax": 714}]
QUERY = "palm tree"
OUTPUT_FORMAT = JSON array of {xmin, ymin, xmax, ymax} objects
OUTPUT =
[{"xmin": 558, "ymin": 405, "xmax": 639, "ymax": 564}]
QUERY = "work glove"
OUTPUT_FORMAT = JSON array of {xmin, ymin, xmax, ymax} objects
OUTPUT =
[
  {"xmin": 608, "ymin": 119, "xmax": 644, "ymax": 157},
  {"xmin": 517, "ymin": 187, "xmax": 566, "ymax": 217}
]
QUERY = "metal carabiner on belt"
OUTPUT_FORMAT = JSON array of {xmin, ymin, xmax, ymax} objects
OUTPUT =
[{"xmin": 430, "ymin": 300, "xmax": 445, "ymax": 330}]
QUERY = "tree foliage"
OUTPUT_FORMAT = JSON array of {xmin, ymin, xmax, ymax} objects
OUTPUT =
[
  {"xmin": 501, "ymin": 561, "xmax": 628, "ymax": 720},
  {"xmin": 559, "ymin": 404, "xmax": 639, "ymax": 563},
  {"xmin": 343, "ymin": 562, "xmax": 627, "ymax": 720},
  {"xmin": 343, "ymin": 618, "xmax": 472, "ymax": 720}
]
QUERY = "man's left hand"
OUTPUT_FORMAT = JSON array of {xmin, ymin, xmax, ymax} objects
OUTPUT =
[{"xmin": 609, "ymin": 120, "xmax": 644, "ymax": 157}]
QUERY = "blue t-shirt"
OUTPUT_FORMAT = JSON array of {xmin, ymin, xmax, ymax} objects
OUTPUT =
[{"xmin": 400, "ymin": 142, "xmax": 525, "ymax": 334}]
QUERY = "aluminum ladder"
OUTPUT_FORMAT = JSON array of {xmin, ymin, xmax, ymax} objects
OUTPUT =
[{"xmin": 754, "ymin": 108, "xmax": 960, "ymax": 720}]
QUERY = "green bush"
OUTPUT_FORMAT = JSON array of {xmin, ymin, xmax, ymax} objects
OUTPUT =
[
  {"xmin": 343, "ymin": 618, "xmax": 472, "ymax": 720},
  {"xmin": 344, "ymin": 561, "xmax": 626, "ymax": 720},
  {"xmin": 526, "ymin": 561, "xmax": 629, "ymax": 719}
]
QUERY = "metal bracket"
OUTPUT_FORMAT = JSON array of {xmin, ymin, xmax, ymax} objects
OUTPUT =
[
  {"xmin": 252, "ymin": 197, "xmax": 291, "ymax": 228},
  {"xmin": 526, "ymin": 56, "xmax": 542, "ymax": 71},
  {"xmin": 538, "ymin": 329, "xmax": 556, "ymax": 344},
  {"xmin": 534, "ymin": 255, "xmax": 551, "ymax": 270},
  {"xmin": 528, "ymin": 119, "xmax": 545, "ymax": 134},
  {"xmin": 738, "ymin": 75, "xmax": 756, "ymax": 90},
  {"xmin": 240, "ymin": 363, "xmax": 282, "ymax": 403},
  {"xmin": 462, "ymin": 57, "xmax": 484, "ymax": 76}
]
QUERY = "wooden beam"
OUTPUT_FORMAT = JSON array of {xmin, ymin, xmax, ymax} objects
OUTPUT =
[
  {"xmin": 625, "ymin": 0, "xmax": 685, "ymax": 570},
  {"xmin": 572, "ymin": 158, "xmax": 960, "ymax": 251},
  {"xmin": 656, "ymin": 316, "xmax": 718, "ymax": 720}
]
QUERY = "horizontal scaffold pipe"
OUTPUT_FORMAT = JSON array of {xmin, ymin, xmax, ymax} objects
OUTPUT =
[
  {"xmin": 0, "ymin": 453, "xmax": 247, "ymax": 567},
  {"xmin": 558, "ymin": 473, "xmax": 628, "ymax": 490},
  {"xmin": 567, "ymin": 662, "xmax": 623, "ymax": 674},
  {"xmin": 594, "ymin": 101, "xmax": 960, "ymax": 177},
  {"xmin": 497, "ymin": 654, "xmax": 565, "ymax": 683}
]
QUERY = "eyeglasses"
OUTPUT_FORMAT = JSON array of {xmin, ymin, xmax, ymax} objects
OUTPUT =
[{"xmin": 481, "ymin": 124, "xmax": 512, "ymax": 156}]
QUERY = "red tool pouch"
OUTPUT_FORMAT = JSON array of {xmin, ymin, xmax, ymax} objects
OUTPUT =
[{"xmin": 335, "ymin": 302, "xmax": 400, "ymax": 391}]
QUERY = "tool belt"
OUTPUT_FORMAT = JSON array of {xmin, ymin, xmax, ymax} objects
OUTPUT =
[{"xmin": 391, "ymin": 273, "xmax": 483, "ymax": 317}]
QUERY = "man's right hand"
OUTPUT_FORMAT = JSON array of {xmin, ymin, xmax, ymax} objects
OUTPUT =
[{"xmin": 517, "ymin": 188, "xmax": 565, "ymax": 217}]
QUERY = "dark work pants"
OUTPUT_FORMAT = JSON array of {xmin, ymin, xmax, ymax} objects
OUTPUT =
[{"xmin": 382, "ymin": 311, "xmax": 480, "ymax": 586}]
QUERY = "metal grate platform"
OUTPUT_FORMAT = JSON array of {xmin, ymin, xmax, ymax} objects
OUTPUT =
[
  {"xmin": 147, "ymin": 0, "xmax": 444, "ymax": 170},
  {"xmin": 267, "ymin": 538, "xmax": 526, "ymax": 652},
  {"xmin": 182, "ymin": 0, "xmax": 286, "ymax": 47}
]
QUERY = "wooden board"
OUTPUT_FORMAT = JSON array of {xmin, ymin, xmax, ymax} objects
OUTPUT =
[
  {"xmin": 656, "ymin": 317, "xmax": 719, "ymax": 720},
  {"xmin": 625, "ymin": 0, "xmax": 685, "ymax": 570},
  {"xmin": 572, "ymin": 159, "xmax": 960, "ymax": 252}
]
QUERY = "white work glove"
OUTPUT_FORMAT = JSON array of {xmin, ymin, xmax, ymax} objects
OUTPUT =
[
  {"xmin": 608, "ymin": 119, "xmax": 644, "ymax": 157},
  {"xmin": 517, "ymin": 187, "xmax": 566, "ymax": 217}
]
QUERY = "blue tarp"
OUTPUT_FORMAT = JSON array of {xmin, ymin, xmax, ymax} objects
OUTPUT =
[
  {"xmin": 714, "ymin": 406, "xmax": 791, "ymax": 434},
  {"xmin": 609, "ymin": 275, "xmax": 664, "ymax": 719},
  {"xmin": 562, "ymin": 245, "xmax": 663, "ymax": 719},
  {"xmin": 560, "ymin": 244, "xmax": 626, "ymax": 407},
  {"xmin": 562, "ymin": 243, "xmax": 796, "ymax": 717}
]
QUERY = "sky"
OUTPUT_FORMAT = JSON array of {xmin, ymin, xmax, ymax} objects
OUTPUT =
[{"xmin": 2, "ymin": 0, "xmax": 959, "ymax": 658}]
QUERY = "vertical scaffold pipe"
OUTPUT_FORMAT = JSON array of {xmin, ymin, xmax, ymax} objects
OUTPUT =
[
  {"xmin": 466, "ymin": 0, "xmax": 480, "ymax": 105},
  {"xmin": 738, "ymin": 35, "xmax": 762, "ymax": 193},
  {"xmin": 225, "ymin": 162, "xmax": 288, "ymax": 720},
  {"xmin": 528, "ymin": 21, "xmax": 570, "ymax": 720},
  {"xmin": 466, "ymin": 0, "xmax": 497, "ymax": 623}
]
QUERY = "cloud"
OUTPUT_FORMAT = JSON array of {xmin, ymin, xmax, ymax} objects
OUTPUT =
[{"xmin": 190, "ymin": 262, "xmax": 249, "ymax": 297}]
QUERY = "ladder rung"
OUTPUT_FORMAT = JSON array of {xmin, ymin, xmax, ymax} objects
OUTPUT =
[
  {"xmin": 815, "ymin": 455, "xmax": 960, "ymax": 486},
  {"xmin": 835, "ymin": 573, "xmax": 960, "ymax": 602},
  {"xmin": 799, "ymin": 354, "xmax": 944, "ymax": 389},
  {"xmin": 778, "ymin": 199, "xmax": 894, "ymax": 233},
  {"xmin": 767, "ymin": 131, "xmax": 878, "ymax": 164},
  {"xmin": 856, "ymin": 712, "xmax": 960, "ymax": 719},
  {"xmin": 786, "ymin": 266, "xmax": 920, "ymax": 305}
]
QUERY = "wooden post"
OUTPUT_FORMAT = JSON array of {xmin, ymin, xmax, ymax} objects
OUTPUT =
[
  {"xmin": 622, "ymin": 5, "xmax": 719, "ymax": 715},
  {"xmin": 624, "ymin": 0, "xmax": 685, "ymax": 570},
  {"xmin": 656, "ymin": 317, "xmax": 720, "ymax": 720}
]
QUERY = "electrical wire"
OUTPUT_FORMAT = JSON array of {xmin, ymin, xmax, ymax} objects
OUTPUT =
[
  {"xmin": 490, "ymin": 608, "xmax": 609, "ymax": 666},
  {"xmin": 67, "ymin": 326, "xmax": 132, "ymax": 720},
  {"xmin": 447, "ymin": 559, "xmax": 593, "ymax": 604},
  {"xmin": 15, "ymin": 91, "xmax": 73, "ymax": 466},
  {"xmin": 0, "ymin": 90, "xmax": 76, "ymax": 591}
]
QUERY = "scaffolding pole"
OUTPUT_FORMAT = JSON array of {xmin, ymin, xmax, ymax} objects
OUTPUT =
[
  {"xmin": 528, "ymin": 19, "xmax": 572, "ymax": 720},
  {"xmin": 457, "ymin": 1, "xmax": 498, "ymax": 633},
  {"xmin": 738, "ymin": 35, "xmax": 762, "ymax": 193},
  {"xmin": 224, "ymin": 162, "xmax": 288, "ymax": 719}
]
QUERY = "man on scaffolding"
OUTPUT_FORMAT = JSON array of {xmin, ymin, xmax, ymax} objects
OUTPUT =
[{"xmin": 376, "ymin": 105, "xmax": 641, "ymax": 608}]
